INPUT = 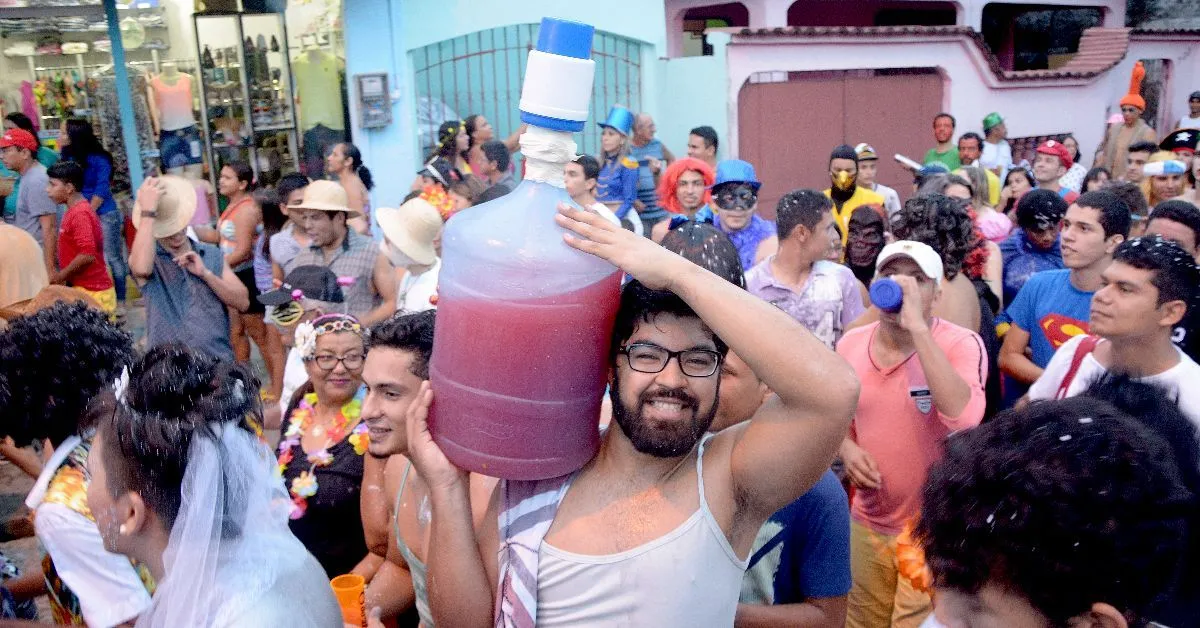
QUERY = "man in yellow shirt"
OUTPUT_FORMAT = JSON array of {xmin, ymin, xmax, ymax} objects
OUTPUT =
[{"xmin": 824, "ymin": 144, "xmax": 885, "ymax": 248}]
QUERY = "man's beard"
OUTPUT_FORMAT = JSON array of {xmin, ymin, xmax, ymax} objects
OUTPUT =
[{"xmin": 610, "ymin": 371, "xmax": 718, "ymax": 458}]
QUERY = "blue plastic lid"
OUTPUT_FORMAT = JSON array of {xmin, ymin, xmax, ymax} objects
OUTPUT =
[
  {"xmin": 869, "ymin": 278, "xmax": 904, "ymax": 313},
  {"xmin": 536, "ymin": 18, "xmax": 593, "ymax": 60}
]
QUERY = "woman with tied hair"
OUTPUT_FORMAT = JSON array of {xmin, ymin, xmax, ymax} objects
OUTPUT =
[
  {"xmin": 276, "ymin": 313, "xmax": 373, "ymax": 579},
  {"xmin": 86, "ymin": 344, "xmax": 341, "ymax": 626},
  {"xmin": 327, "ymin": 142, "xmax": 375, "ymax": 235}
]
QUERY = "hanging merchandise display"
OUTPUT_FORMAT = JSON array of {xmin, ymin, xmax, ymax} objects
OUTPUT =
[
  {"xmin": 194, "ymin": 11, "xmax": 300, "ymax": 188},
  {"xmin": 149, "ymin": 62, "xmax": 203, "ymax": 175},
  {"xmin": 91, "ymin": 69, "xmax": 158, "ymax": 193},
  {"xmin": 291, "ymin": 44, "xmax": 345, "ymax": 176}
]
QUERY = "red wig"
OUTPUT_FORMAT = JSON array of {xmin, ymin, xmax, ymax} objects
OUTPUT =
[{"xmin": 657, "ymin": 158, "xmax": 715, "ymax": 215}]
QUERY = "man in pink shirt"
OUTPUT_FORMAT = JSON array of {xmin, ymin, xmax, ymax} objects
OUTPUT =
[{"xmin": 836, "ymin": 240, "xmax": 987, "ymax": 628}]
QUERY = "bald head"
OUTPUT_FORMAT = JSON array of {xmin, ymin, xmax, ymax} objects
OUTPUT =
[{"xmin": 634, "ymin": 114, "xmax": 656, "ymax": 143}]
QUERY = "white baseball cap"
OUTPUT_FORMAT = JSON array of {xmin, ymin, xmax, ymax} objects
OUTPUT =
[{"xmin": 875, "ymin": 240, "xmax": 944, "ymax": 285}]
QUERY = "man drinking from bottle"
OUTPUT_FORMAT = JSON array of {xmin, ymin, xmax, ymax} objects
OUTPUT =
[{"xmin": 836, "ymin": 240, "xmax": 987, "ymax": 628}]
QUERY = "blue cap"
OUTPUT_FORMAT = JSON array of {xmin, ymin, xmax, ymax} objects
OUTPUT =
[
  {"xmin": 598, "ymin": 105, "xmax": 635, "ymax": 136},
  {"xmin": 536, "ymin": 18, "xmax": 593, "ymax": 60},
  {"xmin": 869, "ymin": 277, "xmax": 904, "ymax": 313},
  {"xmin": 710, "ymin": 159, "xmax": 762, "ymax": 192}
]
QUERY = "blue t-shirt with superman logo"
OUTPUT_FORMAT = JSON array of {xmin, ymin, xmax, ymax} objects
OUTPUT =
[{"xmin": 1002, "ymin": 269, "xmax": 1093, "ymax": 368}]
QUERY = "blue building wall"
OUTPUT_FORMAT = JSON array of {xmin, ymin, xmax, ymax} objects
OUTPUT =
[{"xmin": 344, "ymin": 0, "xmax": 736, "ymax": 211}]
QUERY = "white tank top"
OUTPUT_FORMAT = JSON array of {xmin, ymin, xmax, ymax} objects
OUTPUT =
[{"xmin": 535, "ymin": 435, "xmax": 748, "ymax": 626}]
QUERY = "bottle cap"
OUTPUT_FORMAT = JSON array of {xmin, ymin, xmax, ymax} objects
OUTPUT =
[
  {"xmin": 519, "ymin": 17, "xmax": 596, "ymax": 133},
  {"xmin": 870, "ymin": 278, "xmax": 904, "ymax": 313},
  {"xmin": 535, "ymin": 18, "xmax": 593, "ymax": 61}
]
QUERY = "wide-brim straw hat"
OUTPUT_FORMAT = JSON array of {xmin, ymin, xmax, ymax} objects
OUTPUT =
[
  {"xmin": 292, "ymin": 180, "xmax": 363, "ymax": 219},
  {"xmin": 131, "ymin": 175, "xmax": 198, "ymax": 239},
  {"xmin": 376, "ymin": 198, "xmax": 442, "ymax": 266}
]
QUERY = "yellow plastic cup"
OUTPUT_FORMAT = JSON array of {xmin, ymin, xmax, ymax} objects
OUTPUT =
[{"xmin": 330, "ymin": 573, "xmax": 366, "ymax": 627}]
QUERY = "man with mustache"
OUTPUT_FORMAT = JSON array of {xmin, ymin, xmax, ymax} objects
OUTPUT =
[
  {"xmin": 999, "ymin": 191, "xmax": 1130, "ymax": 401},
  {"xmin": 405, "ymin": 204, "xmax": 859, "ymax": 627},
  {"xmin": 836, "ymin": 240, "xmax": 987, "ymax": 628}
]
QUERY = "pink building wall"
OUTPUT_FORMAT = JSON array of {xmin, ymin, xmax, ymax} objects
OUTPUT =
[
  {"xmin": 665, "ymin": 0, "xmax": 1128, "ymax": 56},
  {"xmin": 719, "ymin": 29, "xmax": 1199, "ymax": 165}
]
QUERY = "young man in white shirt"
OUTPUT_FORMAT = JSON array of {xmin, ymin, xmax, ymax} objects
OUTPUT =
[
  {"xmin": 565, "ymin": 154, "xmax": 624, "ymax": 228},
  {"xmin": 1027, "ymin": 234, "xmax": 1200, "ymax": 428}
]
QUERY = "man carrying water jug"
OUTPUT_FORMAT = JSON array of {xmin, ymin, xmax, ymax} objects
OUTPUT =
[
  {"xmin": 835, "ymin": 240, "xmax": 987, "ymax": 628},
  {"xmin": 404, "ymin": 203, "xmax": 859, "ymax": 627}
]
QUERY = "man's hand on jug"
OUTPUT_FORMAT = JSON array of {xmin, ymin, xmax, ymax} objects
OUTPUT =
[
  {"xmin": 556, "ymin": 202, "xmax": 687, "ymax": 292},
  {"xmin": 405, "ymin": 381, "xmax": 467, "ymax": 492}
]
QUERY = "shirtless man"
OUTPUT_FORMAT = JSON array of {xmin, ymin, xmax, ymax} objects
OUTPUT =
[
  {"xmin": 358, "ymin": 310, "xmax": 493, "ymax": 627},
  {"xmin": 406, "ymin": 204, "xmax": 859, "ymax": 626}
]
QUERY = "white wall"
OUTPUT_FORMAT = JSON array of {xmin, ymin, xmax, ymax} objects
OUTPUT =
[{"xmin": 722, "ymin": 31, "xmax": 1198, "ymax": 163}]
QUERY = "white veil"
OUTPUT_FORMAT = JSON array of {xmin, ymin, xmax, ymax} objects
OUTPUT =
[{"xmin": 136, "ymin": 422, "xmax": 337, "ymax": 627}]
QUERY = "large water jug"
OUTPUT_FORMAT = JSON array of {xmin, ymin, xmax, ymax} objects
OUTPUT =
[{"xmin": 428, "ymin": 18, "xmax": 621, "ymax": 480}]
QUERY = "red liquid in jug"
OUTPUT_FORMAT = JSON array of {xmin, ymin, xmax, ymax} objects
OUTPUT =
[{"xmin": 428, "ymin": 272, "xmax": 622, "ymax": 480}]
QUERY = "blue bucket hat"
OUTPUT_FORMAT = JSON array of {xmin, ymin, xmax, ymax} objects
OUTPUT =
[
  {"xmin": 710, "ymin": 159, "xmax": 762, "ymax": 192},
  {"xmin": 598, "ymin": 105, "xmax": 634, "ymax": 136}
]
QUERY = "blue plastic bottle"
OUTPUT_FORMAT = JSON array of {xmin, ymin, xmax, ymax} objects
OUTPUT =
[
  {"xmin": 427, "ymin": 18, "xmax": 621, "ymax": 480},
  {"xmin": 870, "ymin": 277, "xmax": 904, "ymax": 313}
]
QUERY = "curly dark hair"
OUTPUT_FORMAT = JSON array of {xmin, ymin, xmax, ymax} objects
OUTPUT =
[
  {"xmin": 917, "ymin": 397, "xmax": 1193, "ymax": 626},
  {"xmin": 660, "ymin": 221, "xmax": 745, "ymax": 288},
  {"xmin": 0, "ymin": 302, "xmax": 133, "ymax": 444},
  {"xmin": 890, "ymin": 194, "xmax": 978, "ymax": 280},
  {"xmin": 101, "ymin": 344, "xmax": 262, "ymax": 534}
]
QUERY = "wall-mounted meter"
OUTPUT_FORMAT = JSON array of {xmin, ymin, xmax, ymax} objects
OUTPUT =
[{"xmin": 355, "ymin": 72, "xmax": 391, "ymax": 129}]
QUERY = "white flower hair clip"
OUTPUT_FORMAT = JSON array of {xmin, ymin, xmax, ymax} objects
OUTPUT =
[
  {"xmin": 112, "ymin": 366, "xmax": 130, "ymax": 402},
  {"xmin": 294, "ymin": 321, "xmax": 318, "ymax": 359}
]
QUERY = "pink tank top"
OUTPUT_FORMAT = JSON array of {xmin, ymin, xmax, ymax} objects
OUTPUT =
[{"xmin": 151, "ymin": 76, "xmax": 195, "ymax": 132}]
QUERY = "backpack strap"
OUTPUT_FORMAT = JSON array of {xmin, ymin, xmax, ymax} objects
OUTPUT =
[{"xmin": 1054, "ymin": 335, "xmax": 1101, "ymax": 400}]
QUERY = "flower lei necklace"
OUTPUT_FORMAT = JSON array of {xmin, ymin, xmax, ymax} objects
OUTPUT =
[{"xmin": 276, "ymin": 386, "xmax": 369, "ymax": 519}]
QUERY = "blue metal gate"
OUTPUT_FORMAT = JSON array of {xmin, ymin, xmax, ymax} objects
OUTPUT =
[{"xmin": 412, "ymin": 24, "xmax": 644, "ymax": 161}]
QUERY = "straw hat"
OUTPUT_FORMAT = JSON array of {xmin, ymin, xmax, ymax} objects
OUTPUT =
[
  {"xmin": 131, "ymin": 175, "xmax": 198, "ymax": 239},
  {"xmin": 292, "ymin": 180, "xmax": 362, "ymax": 219},
  {"xmin": 376, "ymin": 198, "xmax": 442, "ymax": 266}
]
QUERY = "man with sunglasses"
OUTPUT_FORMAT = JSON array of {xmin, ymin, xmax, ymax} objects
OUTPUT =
[
  {"xmin": 711, "ymin": 159, "xmax": 778, "ymax": 271},
  {"xmin": 836, "ymin": 241, "xmax": 987, "ymax": 628}
]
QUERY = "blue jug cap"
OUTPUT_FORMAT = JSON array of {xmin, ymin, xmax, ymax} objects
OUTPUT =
[
  {"xmin": 535, "ymin": 18, "xmax": 593, "ymax": 60},
  {"xmin": 870, "ymin": 278, "xmax": 904, "ymax": 313}
]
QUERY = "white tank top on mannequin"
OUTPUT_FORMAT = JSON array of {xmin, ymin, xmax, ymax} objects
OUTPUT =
[{"xmin": 535, "ymin": 435, "xmax": 748, "ymax": 626}]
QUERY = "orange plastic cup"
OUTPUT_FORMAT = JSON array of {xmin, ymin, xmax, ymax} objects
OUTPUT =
[{"xmin": 330, "ymin": 574, "xmax": 366, "ymax": 627}]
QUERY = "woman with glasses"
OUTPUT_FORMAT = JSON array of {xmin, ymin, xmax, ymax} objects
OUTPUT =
[{"xmin": 276, "ymin": 313, "xmax": 372, "ymax": 579}]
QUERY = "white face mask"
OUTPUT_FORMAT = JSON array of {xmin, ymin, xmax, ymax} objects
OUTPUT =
[{"xmin": 380, "ymin": 240, "xmax": 415, "ymax": 269}]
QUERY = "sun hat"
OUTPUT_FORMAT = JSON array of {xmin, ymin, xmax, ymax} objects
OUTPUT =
[
  {"xmin": 131, "ymin": 175, "xmax": 199, "ymax": 239},
  {"xmin": 376, "ymin": 198, "xmax": 443, "ymax": 266},
  {"xmin": 291, "ymin": 180, "xmax": 362, "ymax": 219}
]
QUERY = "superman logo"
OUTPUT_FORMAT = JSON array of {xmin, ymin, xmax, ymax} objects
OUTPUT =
[{"xmin": 1041, "ymin": 314, "xmax": 1089, "ymax": 348}]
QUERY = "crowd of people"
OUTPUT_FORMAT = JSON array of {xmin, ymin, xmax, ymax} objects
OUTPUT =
[{"xmin": 0, "ymin": 84, "xmax": 1199, "ymax": 628}]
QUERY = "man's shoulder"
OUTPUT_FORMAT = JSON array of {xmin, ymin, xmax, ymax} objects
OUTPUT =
[
  {"xmin": 932, "ymin": 318, "xmax": 984, "ymax": 346},
  {"xmin": 744, "ymin": 258, "xmax": 775, "ymax": 289},
  {"xmin": 1026, "ymin": 268, "xmax": 1072, "ymax": 290},
  {"xmin": 812, "ymin": 259, "xmax": 855, "ymax": 283},
  {"xmin": 855, "ymin": 187, "xmax": 885, "ymax": 203},
  {"xmin": 20, "ymin": 162, "xmax": 47, "ymax": 182},
  {"xmin": 836, "ymin": 323, "xmax": 875, "ymax": 353},
  {"xmin": 772, "ymin": 470, "xmax": 846, "ymax": 525}
]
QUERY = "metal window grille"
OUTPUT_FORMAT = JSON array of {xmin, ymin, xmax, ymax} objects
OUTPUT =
[{"xmin": 411, "ymin": 24, "xmax": 643, "ymax": 162}]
